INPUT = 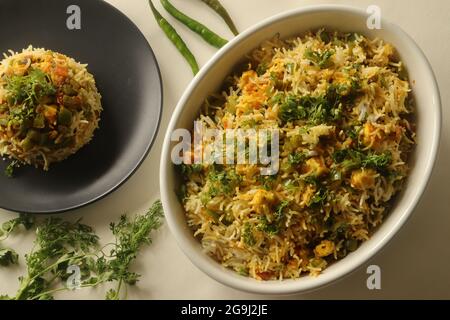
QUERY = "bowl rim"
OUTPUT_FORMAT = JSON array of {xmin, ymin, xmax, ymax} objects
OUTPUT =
[{"xmin": 160, "ymin": 4, "xmax": 442, "ymax": 295}]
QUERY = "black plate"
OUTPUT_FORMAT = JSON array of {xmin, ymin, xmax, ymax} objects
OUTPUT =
[{"xmin": 0, "ymin": 0, "xmax": 162, "ymax": 213}]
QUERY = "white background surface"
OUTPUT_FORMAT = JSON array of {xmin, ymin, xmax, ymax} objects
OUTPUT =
[{"xmin": 0, "ymin": 0, "xmax": 449, "ymax": 299}]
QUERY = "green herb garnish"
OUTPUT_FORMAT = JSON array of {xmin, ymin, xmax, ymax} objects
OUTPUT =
[
  {"xmin": 201, "ymin": 166, "xmax": 241, "ymax": 204},
  {"xmin": 285, "ymin": 62, "xmax": 295, "ymax": 74},
  {"xmin": 278, "ymin": 82, "xmax": 358, "ymax": 124},
  {"xmin": 178, "ymin": 163, "xmax": 203, "ymax": 177},
  {"xmin": 362, "ymin": 152, "xmax": 392, "ymax": 169},
  {"xmin": 5, "ymin": 68, "xmax": 56, "ymax": 107},
  {"xmin": 256, "ymin": 62, "xmax": 268, "ymax": 76},
  {"xmin": 309, "ymin": 188, "xmax": 329, "ymax": 207},
  {"xmin": 104, "ymin": 200, "xmax": 164, "ymax": 300},
  {"xmin": 0, "ymin": 213, "xmax": 34, "ymax": 240},
  {"xmin": 257, "ymin": 174, "xmax": 277, "ymax": 191}
]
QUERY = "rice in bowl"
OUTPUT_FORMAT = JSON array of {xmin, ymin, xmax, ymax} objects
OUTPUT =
[
  {"xmin": 178, "ymin": 30, "xmax": 416, "ymax": 280},
  {"xmin": 0, "ymin": 46, "xmax": 102, "ymax": 171}
]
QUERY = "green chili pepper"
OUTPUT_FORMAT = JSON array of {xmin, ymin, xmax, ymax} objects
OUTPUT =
[
  {"xmin": 160, "ymin": 0, "xmax": 227, "ymax": 48},
  {"xmin": 200, "ymin": 0, "xmax": 238, "ymax": 36},
  {"xmin": 149, "ymin": 0, "xmax": 199, "ymax": 75}
]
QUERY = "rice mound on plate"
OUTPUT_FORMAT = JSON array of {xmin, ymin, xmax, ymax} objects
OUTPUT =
[
  {"xmin": 178, "ymin": 30, "xmax": 416, "ymax": 280},
  {"xmin": 0, "ymin": 46, "xmax": 102, "ymax": 171}
]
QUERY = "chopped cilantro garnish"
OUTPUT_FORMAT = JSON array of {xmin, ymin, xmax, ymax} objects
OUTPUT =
[
  {"xmin": 5, "ymin": 68, "xmax": 56, "ymax": 108},
  {"xmin": 288, "ymin": 151, "xmax": 308, "ymax": 166},
  {"xmin": 242, "ymin": 223, "xmax": 256, "ymax": 246},
  {"xmin": 258, "ymin": 200, "xmax": 290, "ymax": 235}
]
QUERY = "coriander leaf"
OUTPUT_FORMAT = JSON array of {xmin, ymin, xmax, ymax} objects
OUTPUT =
[
  {"xmin": 178, "ymin": 163, "xmax": 203, "ymax": 177},
  {"xmin": 242, "ymin": 223, "xmax": 255, "ymax": 246},
  {"xmin": 258, "ymin": 200, "xmax": 290, "ymax": 236},
  {"xmin": 304, "ymin": 49, "xmax": 334, "ymax": 69},
  {"xmin": 275, "ymin": 200, "xmax": 290, "ymax": 220},
  {"xmin": 177, "ymin": 184, "xmax": 187, "ymax": 203},
  {"xmin": 309, "ymin": 188, "xmax": 329, "ymax": 207},
  {"xmin": 332, "ymin": 149, "xmax": 349, "ymax": 163},
  {"xmin": 269, "ymin": 92, "xmax": 285, "ymax": 107},
  {"xmin": 346, "ymin": 126, "xmax": 360, "ymax": 141},
  {"xmin": 329, "ymin": 167, "xmax": 342, "ymax": 181},
  {"xmin": 362, "ymin": 152, "xmax": 392, "ymax": 170},
  {"xmin": 104, "ymin": 200, "xmax": 164, "ymax": 299},
  {"xmin": 333, "ymin": 148, "xmax": 392, "ymax": 172},
  {"xmin": 201, "ymin": 166, "xmax": 241, "ymax": 204},
  {"xmin": 1, "ymin": 200, "xmax": 164, "ymax": 300},
  {"xmin": 4, "ymin": 161, "xmax": 18, "ymax": 178},
  {"xmin": 0, "ymin": 213, "xmax": 35, "ymax": 241},
  {"xmin": 278, "ymin": 95, "xmax": 307, "ymax": 122},
  {"xmin": 303, "ymin": 175, "xmax": 319, "ymax": 185},
  {"xmin": 257, "ymin": 174, "xmax": 277, "ymax": 191},
  {"xmin": 105, "ymin": 289, "xmax": 118, "ymax": 300},
  {"xmin": 5, "ymin": 68, "xmax": 56, "ymax": 107},
  {"xmin": 256, "ymin": 62, "xmax": 268, "ymax": 76},
  {"xmin": 319, "ymin": 30, "xmax": 331, "ymax": 43},
  {"xmin": 278, "ymin": 86, "xmax": 347, "ymax": 125},
  {"xmin": 0, "ymin": 248, "xmax": 19, "ymax": 266},
  {"xmin": 285, "ymin": 62, "xmax": 295, "ymax": 74},
  {"xmin": 288, "ymin": 151, "xmax": 307, "ymax": 166}
]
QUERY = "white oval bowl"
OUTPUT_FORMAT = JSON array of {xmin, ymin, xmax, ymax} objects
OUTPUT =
[{"xmin": 160, "ymin": 5, "xmax": 441, "ymax": 295}]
